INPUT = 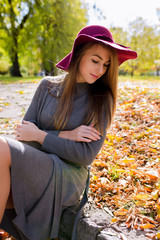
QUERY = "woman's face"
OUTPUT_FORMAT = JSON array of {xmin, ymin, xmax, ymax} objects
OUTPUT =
[{"xmin": 76, "ymin": 44, "xmax": 111, "ymax": 84}]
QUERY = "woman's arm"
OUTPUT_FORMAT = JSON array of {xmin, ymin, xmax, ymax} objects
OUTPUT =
[
  {"xmin": 23, "ymin": 78, "xmax": 50, "ymax": 124},
  {"xmin": 15, "ymin": 120, "xmax": 47, "ymax": 143},
  {"xmin": 15, "ymin": 121, "xmax": 107, "ymax": 166},
  {"xmin": 58, "ymin": 124, "xmax": 100, "ymax": 142},
  {"xmin": 42, "ymin": 128, "xmax": 106, "ymax": 166}
]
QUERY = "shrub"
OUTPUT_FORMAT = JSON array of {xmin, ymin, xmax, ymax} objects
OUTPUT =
[{"xmin": 0, "ymin": 60, "xmax": 10, "ymax": 75}]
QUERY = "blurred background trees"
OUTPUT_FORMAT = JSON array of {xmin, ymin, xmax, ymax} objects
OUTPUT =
[
  {"xmin": 0, "ymin": 0, "xmax": 87, "ymax": 76},
  {"xmin": 0, "ymin": 0, "xmax": 160, "ymax": 77},
  {"xmin": 111, "ymin": 17, "xmax": 160, "ymax": 77}
]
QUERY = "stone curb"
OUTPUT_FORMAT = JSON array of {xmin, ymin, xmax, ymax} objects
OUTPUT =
[{"xmin": 58, "ymin": 203, "xmax": 149, "ymax": 240}]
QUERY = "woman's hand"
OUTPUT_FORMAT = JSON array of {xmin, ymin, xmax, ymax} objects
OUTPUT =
[
  {"xmin": 14, "ymin": 120, "xmax": 40, "ymax": 141},
  {"xmin": 58, "ymin": 125, "xmax": 101, "ymax": 142},
  {"xmin": 14, "ymin": 120, "xmax": 47, "ymax": 145}
]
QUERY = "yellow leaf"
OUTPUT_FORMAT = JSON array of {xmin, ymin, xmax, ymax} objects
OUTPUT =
[
  {"xmin": 149, "ymin": 148, "xmax": 158, "ymax": 153},
  {"xmin": 151, "ymin": 189, "xmax": 159, "ymax": 200},
  {"xmin": 4, "ymin": 102, "xmax": 10, "ymax": 106},
  {"xmin": 116, "ymin": 169, "xmax": 126, "ymax": 173},
  {"xmin": 114, "ymin": 208, "xmax": 128, "ymax": 216},
  {"xmin": 107, "ymin": 134, "xmax": 115, "ymax": 140},
  {"xmin": 156, "ymin": 214, "xmax": 160, "ymax": 222},
  {"xmin": 157, "ymin": 204, "xmax": 160, "ymax": 214},
  {"xmin": 156, "ymin": 232, "xmax": 160, "ymax": 239},
  {"xmin": 146, "ymin": 128, "xmax": 155, "ymax": 132},
  {"xmin": 128, "ymin": 154, "xmax": 135, "ymax": 158},
  {"xmin": 92, "ymin": 176, "xmax": 99, "ymax": 180},
  {"xmin": 104, "ymin": 140, "xmax": 114, "ymax": 146},
  {"xmin": 139, "ymin": 223, "xmax": 155, "ymax": 229},
  {"xmin": 150, "ymin": 143, "xmax": 159, "ymax": 148},
  {"xmin": 133, "ymin": 193, "xmax": 151, "ymax": 200},
  {"xmin": 111, "ymin": 218, "xmax": 118, "ymax": 223},
  {"xmin": 16, "ymin": 90, "xmax": 24, "ymax": 94},
  {"xmin": 116, "ymin": 136, "xmax": 123, "ymax": 142},
  {"xmin": 117, "ymin": 158, "xmax": 135, "ymax": 166},
  {"xmin": 134, "ymin": 200, "xmax": 145, "ymax": 206},
  {"xmin": 93, "ymin": 160, "xmax": 101, "ymax": 166},
  {"xmin": 101, "ymin": 150, "xmax": 110, "ymax": 156},
  {"xmin": 120, "ymin": 124, "xmax": 130, "ymax": 130}
]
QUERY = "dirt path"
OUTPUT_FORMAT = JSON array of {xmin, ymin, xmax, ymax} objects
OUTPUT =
[{"xmin": 0, "ymin": 82, "xmax": 38, "ymax": 138}]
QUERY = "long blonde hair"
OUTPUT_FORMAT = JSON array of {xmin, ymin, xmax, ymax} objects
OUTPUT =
[{"xmin": 53, "ymin": 42, "xmax": 119, "ymax": 134}]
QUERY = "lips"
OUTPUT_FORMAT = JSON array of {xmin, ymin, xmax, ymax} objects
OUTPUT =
[{"xmin": 90, "ymin": 73, "xmax": 98, "ymax": 79}]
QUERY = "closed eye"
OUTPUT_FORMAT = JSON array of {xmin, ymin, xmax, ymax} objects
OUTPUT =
[{"xmin": 92, "ymin": 59, "xmax": 98, "ymax": 64}]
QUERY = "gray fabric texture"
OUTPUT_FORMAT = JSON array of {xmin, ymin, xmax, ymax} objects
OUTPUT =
[{"xmin": 1, "ymin": 76, "xmax": 108, "ymax": 240}]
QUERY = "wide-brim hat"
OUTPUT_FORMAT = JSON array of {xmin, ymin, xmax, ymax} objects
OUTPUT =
[{"xmin": 56, "ymin": 25, "xmax": 137, "ymax": 70}]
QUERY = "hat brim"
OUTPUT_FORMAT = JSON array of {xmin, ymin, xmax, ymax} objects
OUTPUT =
[{"xmin": 56, "ymin": 34, "xmax": 137, "ymax": 70}]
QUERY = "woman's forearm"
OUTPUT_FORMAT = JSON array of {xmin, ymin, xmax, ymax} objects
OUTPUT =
[
  {"xmin": 34, "ymin": 129, "xmax": 48, "ymax": 145},
  {"xmin": 58, "ymin": 125, "xmax": 100, "ymax": 142}
]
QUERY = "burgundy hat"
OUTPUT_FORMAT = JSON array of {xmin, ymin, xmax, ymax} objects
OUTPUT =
[{"xmin": 56, "ymin": 25, "xmax": 137, "ymax": 70}]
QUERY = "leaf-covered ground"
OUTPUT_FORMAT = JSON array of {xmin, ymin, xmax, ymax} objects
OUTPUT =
[
  {"xmin": 90, "ymin": 80, "xmax": 160, "ymax": 239},
  {"xmin": 0, "ymin": 79, "xmax": 160, "ymax": 239}
]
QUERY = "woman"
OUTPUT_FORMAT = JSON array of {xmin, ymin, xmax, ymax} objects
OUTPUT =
[{"xmin": 0, "ymin": 25, "xmax": 137, "ymax": 240}]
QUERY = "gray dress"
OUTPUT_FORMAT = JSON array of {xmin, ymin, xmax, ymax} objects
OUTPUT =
[{"xmin": 1, "ymin": 77, "xmax": 108, "ymax": 240}]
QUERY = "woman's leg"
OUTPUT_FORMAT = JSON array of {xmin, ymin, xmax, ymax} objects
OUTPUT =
[{"xmin": 0, "ymin": 136, "xmax": 11, "ymax": 223}]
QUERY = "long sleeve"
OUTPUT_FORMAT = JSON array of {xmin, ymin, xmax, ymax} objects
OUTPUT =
[
  {"xmin": 42, "ymin": 128, "xmax": 107, "ymax": 166},
  {"xmin": 23, "ymin": 79, "xmax": 47, "ymax": 124}
]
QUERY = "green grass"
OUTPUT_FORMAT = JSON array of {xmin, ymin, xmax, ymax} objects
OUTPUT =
[
  {"xmin": 119, "ymin": 75, "xmax": 160, "ymax": 83},
  {"xmin": 0, "ymin": 75, "xmax": 160, "ymax": 84},
  {"xmin": 0, "ymin": 76, "xmax": 42, "ymax": 84}
]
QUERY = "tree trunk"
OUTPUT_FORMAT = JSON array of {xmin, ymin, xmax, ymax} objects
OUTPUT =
[
  {"xmin": 11, "ymin": 51, "xmax": 22, "ymax": 77},
  {"xmin": 156, "ymin": 66, "xmax": 159, "ymax": 77},
  {"xmin": 131, "ymin": 65, "xmax": 134, "ymax": 77},
  {"xmin": 50, "ymin": 60, "xmax": 55, "ymax": 76},
  {"xmin": 11, "ymin": 36, "xmax": 22, "ymax": 77}
]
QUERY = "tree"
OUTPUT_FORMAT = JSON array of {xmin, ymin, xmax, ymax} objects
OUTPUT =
[
  {"xmin": 30, "ymin": 0, "xmax": 87, "ymax": 75},
  {"xmin": 110, "ymin": 18, "xmax": 160, "ymax": 76},
  {"xmin": 128, "ymin": 17, "xmax": 160, "ymax": 76},
  {"xmin": 110, "ymin": 27, "xmax": 132, "ymax": 75},
  {"xmin": 0, "ymin": 0, "xmax": 40, "ymax": 76},
  {"xmin": 0, "ymin": 0, "xmax": 87, "ymax": 76}
]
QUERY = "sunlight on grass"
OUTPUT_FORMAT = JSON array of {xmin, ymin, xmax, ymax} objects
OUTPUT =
[
  {"xmin": 119, "ymin": 75, "xmax": 160, "ymax": 84},
  {"xmin": 0, "ymin": 75, "xmax": 159, "ymax": 84},
  {"xmin": 0, "ymin": 76, "xmax": 42, "ymax": 84}
]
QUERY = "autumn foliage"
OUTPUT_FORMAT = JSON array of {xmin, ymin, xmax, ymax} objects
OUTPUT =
[{"xmin": 90, "ymin": 80, "xmax": 160, "ymax": 239}]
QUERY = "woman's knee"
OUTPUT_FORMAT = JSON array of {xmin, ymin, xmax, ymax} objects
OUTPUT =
[{"xmin": 0, "ymin": 137, "xmax": 11, "ymax": 167}]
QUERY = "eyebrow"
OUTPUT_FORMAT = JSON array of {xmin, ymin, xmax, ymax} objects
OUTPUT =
[{"xmin": 93, "ymin": 54, "xmax": 110, "ymax": 63}]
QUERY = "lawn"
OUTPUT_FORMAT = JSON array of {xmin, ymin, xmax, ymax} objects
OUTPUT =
[
  {"xmin": 0, "ymin": 75, "xmax": 160, "ymax": 84},
  {"xmin": 0, "ymin": 76, "xmax": 41, "ymax": 84}
]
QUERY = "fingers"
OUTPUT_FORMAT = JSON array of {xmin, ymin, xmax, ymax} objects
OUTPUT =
[
  {"xmin": 22, "ymin": 120, "xmax": 30, "ymax": 124},
  {"xmin": 78, "ymin": 125, "xmax": 101, "ymax": 142},
  {"xmin": 14, "ymin": 121, "xmax": 27, "ymax": 138},
  {"xmin": 79, "ymin": 137, "xmax": 92, "ymax": 143},
  {"xmin": 14, "ymin": 124, "xmax": 21, "ymax": 136},
  {"xmin": 15, "ymin": 135, "xmax": 22, "ymax": 141},
  {"xmin": 83, "ymin": 125, "xmax": 100, "ymax": 139},
  {"xmin": 82, "ymin": 125, "xmax": 100, "ymax": 134}
]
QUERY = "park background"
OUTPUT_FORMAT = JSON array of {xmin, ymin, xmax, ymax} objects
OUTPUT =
[
  {"xmin": 0, "ymin": 0, "xmax": 160, "ymax": 78},
  {"xmin": 0, "ymin": 0, "xmax": 160, "ymax": 239}
]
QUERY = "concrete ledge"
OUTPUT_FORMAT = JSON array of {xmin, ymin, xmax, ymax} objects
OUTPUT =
[{"xmin": 58, "ymin": 203, "xmax": 149, "ymax": 240}]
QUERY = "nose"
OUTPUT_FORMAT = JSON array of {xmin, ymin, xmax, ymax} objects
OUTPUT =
[{"xmin": 98, "ymin": 65, "xmax": 105, "ymax": 75}]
